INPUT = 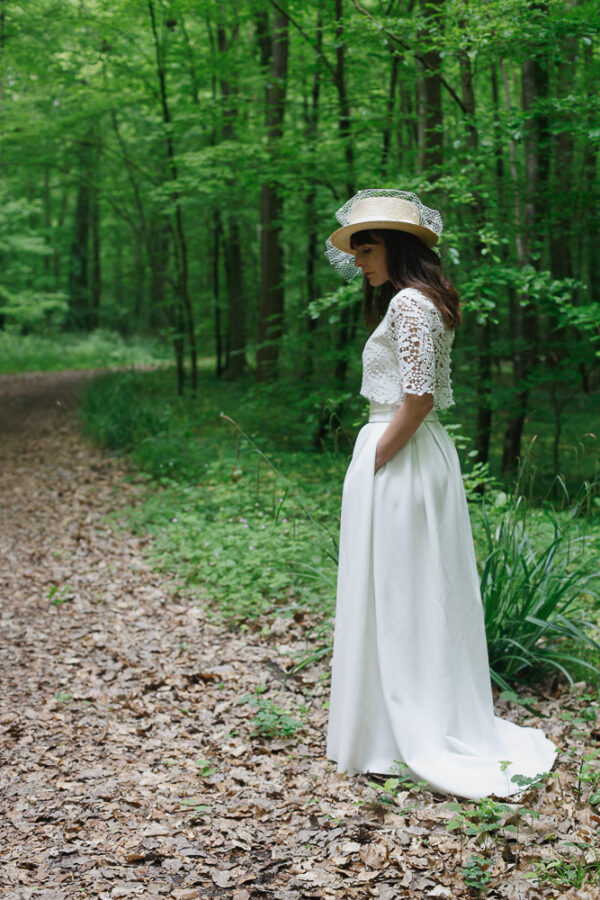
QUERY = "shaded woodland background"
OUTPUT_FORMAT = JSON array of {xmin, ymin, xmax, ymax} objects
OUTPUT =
[{"xmin": 1, "ymin": 0, "xmax": 599, "ymax": 484}]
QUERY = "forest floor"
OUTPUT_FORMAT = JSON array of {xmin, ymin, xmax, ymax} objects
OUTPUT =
[{"xmin": 1, "ymin": 371, "xmax": 599, "ymax": 900}]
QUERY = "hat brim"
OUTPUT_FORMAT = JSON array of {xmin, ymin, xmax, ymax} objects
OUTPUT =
[{"xmin": 328, "ymin": 220, "xmax": 439, "ymax": 253}]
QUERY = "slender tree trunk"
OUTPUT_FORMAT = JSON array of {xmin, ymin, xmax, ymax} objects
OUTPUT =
[
  {"xmin": 256, "ymin": 7, "xmax": 289, "ymax": 382},
  {"xmin": 43, "ymin": 168, "xmax": 52, "ymax": 283},
  {"xmin": 0, "ymin": 0, "xmax": 5, "ymax": 328},
  {"xmin": 499, "ymin": 62, "xmax": 527, "ymax": 474},
  {"xmin": 491, "ymin": 66, "xmax": 505, "ymax": 202},
  {"xmin": 399, "ymin": 82, "xmax": 418, "ymax": 167},
  {"xmin": 217, "ymin": 24, "xmax": 247, "ymax": 380},
  {"xmin": 68, "ymin": 131, "xmax": 93, "ymax": 330},
  {"xmin": 302, "ymin": 9, "xmax": 322, "ymax": 378},
  {"xmin": 147, "ymin": 219, "xmax": 169, "ymax": 330},
  {"xmin": 546, "ymin": 21, "xmax": 576, "ymax": 476},
  {"xmin": 212, "ymin": 215, "xmax": 224, "ymax": 378},
  {"xmin": 335, "ymin": 0, "xmax": 354, "ymax": 199},
  {"xmin": 89, "ymin": 137, "xmax": 101, "ymax": 328},
  {"xmin": 54, "ymin": 185, "xmax": 68, "ymax": 290},
  {"xmin": 332, "ymin": 0, "xmax": 358, "ymax": 384},
  {"xmin": 132, "ymin": 242, "xmax": 144, "ymax": 327},
  {"xmin": 457, "ymin": 27, "xmax": 491, "ymax": 467},
  {"xmin": 148, "ymin": 0, "xmax": 197, "ymax": 393},
  {"xmin": 501, "ymin": 44, "xmax": 547, "ymax": 474},
  {"xmin": 583, "ymin": 42, "xmax": 599, "ymax": 311},
  {"xmin": 416, "ymin": 0, "xmax": 444, "ymax": 178},
  {"xmin": 114, "ymin": 230, "xmax": 123, "ymax": 312},
  {"xmin": 109, "ymin": 107, "xmax": 161, "ymax": 324},
  {"xmin": 223, "ymin": 218, "xmax": 245, "ymax": 379},
  {"xmin": 381, "ymin": 52, "xmax": 399, "ymax": 177},
  {"xmin": 0, "ymin": 0, "xmax": 4, "ymax": 171}
]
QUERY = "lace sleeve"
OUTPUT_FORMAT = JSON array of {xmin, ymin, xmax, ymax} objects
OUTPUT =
[{"xmin": 387, "ymin": 297, "xmax": 436, "ymax": 397}]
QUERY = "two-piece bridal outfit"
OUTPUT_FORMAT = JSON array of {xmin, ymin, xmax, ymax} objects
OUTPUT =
[{"xmin": 325, "ymin": 192, "xmax": 557, "ymax": 801}]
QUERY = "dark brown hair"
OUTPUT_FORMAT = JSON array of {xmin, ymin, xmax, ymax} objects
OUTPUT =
[{"xmin": 350, "ymin": 229, "xmax": 461, "ymax": 331}]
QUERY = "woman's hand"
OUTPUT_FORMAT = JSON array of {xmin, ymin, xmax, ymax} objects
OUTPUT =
[
  {"xmin": 374, "ymin": 393, "xmax": 434, "ymax": 474},
  {"xmin": 374, "ymin": 444, "xmax": 386, "ymax": 473}
]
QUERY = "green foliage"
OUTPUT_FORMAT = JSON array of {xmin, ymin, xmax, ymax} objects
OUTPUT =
[
  {"xmin": 238, "ymin": 686, "xmax": 305, "ymax": 739},
  {"xmin": 80, "ymin": 370, "xmax": 342, "ymax": 624},
  {"xmin": 0, "ymin": 331, "xmax": 171, "ymax": 375},
  {"xmin": 526, "ymin": 844, "xmax": 600, "ymax": 890},
  {"xmin": 461, "ymin": 854, "xmax": 494, "ymax": 893},
  {"xmin": 180, "ymin": 798, "xmax": 212, "ymax": 820},
  {"xmin": 0, "ymin": 187, "xmax": 65, "ymax": 329},
  {"xmin": 576, "ymin": 750, "xmax": 600, "ymax": 805},
  {"xmin": 47, "ymin": 585, "xmax": 73, "ymax": 607},
  {"xmin": 445, "ymin": 795, "xmax": 537, "ymax": 838},
  {"xmin": 477, "ymin": 492, "xmax": 600, "ymax": 690},
  {"xmin": 195, "ymin": 759, "xmax": 218, "ymax": 778},
  {"xmin": 444, "ymin": 422, "xmax": 498, "ymax": 500},
  {"xmin": 368, "ymin": 763, "xmax": 428, "ymax": 808}
]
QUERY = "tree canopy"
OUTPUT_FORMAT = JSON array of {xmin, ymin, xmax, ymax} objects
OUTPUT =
[{"xmin": 1, "ymin": 0, "xmax": 599, "ymax": 474}]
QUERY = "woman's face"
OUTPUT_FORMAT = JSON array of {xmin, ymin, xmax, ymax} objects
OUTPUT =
[{"xmin": 353, "ymin": 236, "xmax": 391, "ymax": 287}]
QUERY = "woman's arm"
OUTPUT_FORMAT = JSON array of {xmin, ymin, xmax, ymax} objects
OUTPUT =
[{"xmin": 374, "ymin": 392, "xmax": 434, "ymax": 473}]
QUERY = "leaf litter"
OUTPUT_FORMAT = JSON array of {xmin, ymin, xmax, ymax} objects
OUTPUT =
[{"xmin": 0, "ymin": 371, "xmax": 599, "ymax": 900}]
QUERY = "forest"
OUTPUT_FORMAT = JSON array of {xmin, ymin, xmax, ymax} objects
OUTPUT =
[
  {"xmin": 2, "ymin": 2, "xmax": 600, "ymax": 896},
  {"xmin": 1, "ymin": 0, "xmax": 599, "ymax": 486}
]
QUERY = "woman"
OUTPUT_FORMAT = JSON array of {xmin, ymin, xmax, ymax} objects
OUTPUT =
[{"xmin": 325, "ymin": 189, "xmax": 556, "ymax": 800}]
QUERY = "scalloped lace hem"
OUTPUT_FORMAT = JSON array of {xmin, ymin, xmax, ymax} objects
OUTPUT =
[{"xmin": 361, "ymin": 389, "xmax": 454, "ymax": 410}]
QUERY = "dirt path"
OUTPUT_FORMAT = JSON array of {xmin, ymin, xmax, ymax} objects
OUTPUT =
[
  {"xmin": 0, "ymin": 371, "xmax": 348, "ymax": 900},
  {"xmin": 0, "ymin": 371, "xmax": 596, "ymax": 900}
]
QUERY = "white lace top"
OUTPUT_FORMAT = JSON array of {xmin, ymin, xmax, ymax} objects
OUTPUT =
[{"xmin": 360, "ymin": 288, "xmax": 455, "ymax": 410}]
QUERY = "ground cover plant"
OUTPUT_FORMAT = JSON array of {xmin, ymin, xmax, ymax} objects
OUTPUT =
[{"xmin": 0, "ymin": 329, "xmax": 172, "ymax": 374}]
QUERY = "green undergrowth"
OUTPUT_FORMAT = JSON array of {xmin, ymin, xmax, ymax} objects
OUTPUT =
[
  {"xmin": 79, "ymin": 368, "xmax": 600, "ymax": 686},
  {"xmin": 80, "ymin": 369, "xmax": 346, "ymax": 626},
  {"xmin": 0, "ymin": 328, "xmax": 172, "ymax": 374}
]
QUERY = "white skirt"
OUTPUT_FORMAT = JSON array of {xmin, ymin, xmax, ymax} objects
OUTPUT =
[{"xmin": 327, "ymin": 402, "xmax": 557, "ymax": 800}]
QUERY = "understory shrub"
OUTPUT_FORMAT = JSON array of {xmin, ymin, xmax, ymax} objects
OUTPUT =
[{"xmin": 478, "ymin": 493, "xmax": 600, "ymax": 690}]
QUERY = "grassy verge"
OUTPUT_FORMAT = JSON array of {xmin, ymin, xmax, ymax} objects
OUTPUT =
[
  {"xmin": 79, "ymin": 368, "xmax": 600, "ymax": 684},
  {"xmin": 79, "ymin": 369, "xmax": 346, "ymax": 632},
  {"xmin": 0, "ymin": 328, "xmax": 173, "ymax": 374}
]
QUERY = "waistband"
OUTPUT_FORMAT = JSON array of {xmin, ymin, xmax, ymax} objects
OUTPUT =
[{"xmin": 368, "ymin": 401, "xmax": 439, "ymax": 424}]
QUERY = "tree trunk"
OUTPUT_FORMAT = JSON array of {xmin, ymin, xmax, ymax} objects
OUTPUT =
[
  {"xmin": 546, "ymin": 20, "xmax": 576, "ymax": 477},
  {"xmin": 381, "ymin": 52, "xmax": 399, "ymax": 178},
  {"xmin": 43, "ymin": 168, "xmax": 52, "ymax": 284},
  {"xmin": 89, "ymin": 142, "xmax": 101, "ymax": 328},
  {"xmin": 416, "ymin": 0, "xmax": 444, "ymax": 178},
  {"xmin": 148, "ymin": 0, "xmax": 197, "ymax": 393},
  {"xmin": 302, "ymin": 9, "xmax": 323, "ymax": 378},
  {"xmin": 457, "ymin": 28, "xmax": 491, "ymax": 467},
  {"xmin": 148, "ymin": 219, "xmax": 170, "ymax": 330},
  {"xmin": 217, "ymin": 24, "xmax": 247, "ymax": 380},
  {"xmin": 501, "ymin": 44, "xmax": 547, "ymax": 474},
  {"xmin": 0, "ymin": 0, "xmax": 4, "ymax": 171},
  {"xmin": 583, "ymin": 42, "xmax": 599, "ymax": 309},
  {"xmin": 0, "ymin": 0, "xmax": 6, "ymax": 328},
  {"xmin": 332, "ymin": 0, "xmax": 358, "ymax": 385},
  {"xmin": 68, "ymin": 130, "xmax": 93, "ymax": 330},
  {"xmin": 212, "ymin": 216, "xmax": 224, "ymax": 378},
  {"xmin": 256, "ymin": 7, "xmax": 289, "ymax": 382},
  {"xmin": 223, "ymin": 218, "xmax": 245, "ymax": 380}
]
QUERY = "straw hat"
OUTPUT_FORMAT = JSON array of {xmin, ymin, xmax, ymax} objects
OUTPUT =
[
  {"xmin": 329, "ymin": 192, "xmax": 441, "ymax": 252},
  {"xmin": 325, "ymin": 189, "xmax": 443, "ymax": 280}
]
